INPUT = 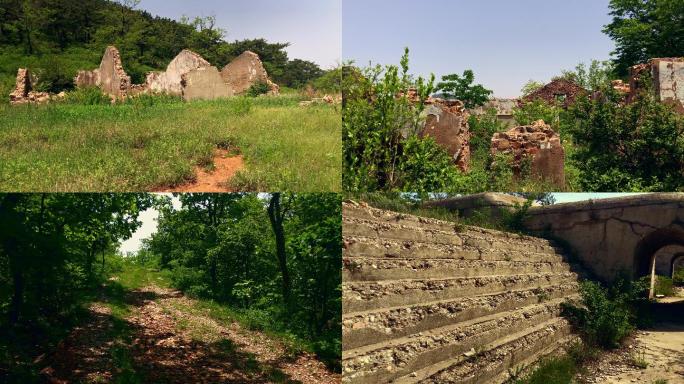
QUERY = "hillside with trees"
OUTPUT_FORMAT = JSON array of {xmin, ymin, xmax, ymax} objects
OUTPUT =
[{"xmin": 0, "ymin": 0, "xmax": 336, "ymax": 97}]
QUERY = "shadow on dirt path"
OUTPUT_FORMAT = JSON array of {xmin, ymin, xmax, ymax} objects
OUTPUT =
[{"xmin": 44, "ymin": 282, "xmax": 340, "ymax": 384}]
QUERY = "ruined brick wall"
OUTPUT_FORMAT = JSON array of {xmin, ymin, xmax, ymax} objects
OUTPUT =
[
  {"xmin": 490, "ymin": 120, "xmax": 565, "ymax": 187},
  {"xmin": 9, "ymin": 68, "xmax": 51, "ymax": 105},
  {"xmin": 521, "ymin": 78, "xmax": 587, "ymax": 108},
  {"xmin": 420, "ymin": 100, "xmax": 471, "ymax": 172},
  {"xmin": 342, "ymin": 202, "xmax": 580, "ymax": 384},
  {"xmin": 146, "ymin": 49, "xmax": 211, "ymax": 96},
  {"xmin": 652, "ymin": 58, "xmax": 684, "ymax": 114},
  {"xmin": 220, "ymin": 51, "xmax": 279, "ymax": 95}
]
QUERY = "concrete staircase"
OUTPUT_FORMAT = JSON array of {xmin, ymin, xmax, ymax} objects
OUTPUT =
[{"xmin": 342, "ymin": 202, "xmax": 582, "ymax": 384}]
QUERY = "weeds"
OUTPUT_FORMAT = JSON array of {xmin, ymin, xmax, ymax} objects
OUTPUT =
[{"xmin": 630, "ymin": 350, "xmax": 649, "ymax": 369}]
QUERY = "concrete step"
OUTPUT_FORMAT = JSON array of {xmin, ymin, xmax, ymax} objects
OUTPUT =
[
  {"xmin": 344, "ymin": 236, "xmax": 565, "ymax": 263},
  {"xmin": 342, "ymin": 304, "xmax": 570, "ymax": 384},
  {"xmin": 394, "ymin": 323, "xmax": 576, "ymax": 384},
  {"xmin": 343, "ymin": 215, "xmax": 562, "ymax": 255},
  {"xmin": 343, "ymin": 284, "xmax": 579, "ymax": 350},
  {"xmin": 343, "ymin": 257, "xmax": 573, "ymax": 282},
  {"xmin": 343, "ymin": 272, "xmax": 579, "ymax": 313}
]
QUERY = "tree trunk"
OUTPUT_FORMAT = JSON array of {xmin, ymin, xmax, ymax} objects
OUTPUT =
[{"xmin": 268, "ymin": 193, "xmax": 291, "ymax": 307}]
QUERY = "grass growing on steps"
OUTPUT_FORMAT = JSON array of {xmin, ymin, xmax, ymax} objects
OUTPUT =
[{"xmin": 0, "ymin": 95, "xmax": 341, "ymax": 192}]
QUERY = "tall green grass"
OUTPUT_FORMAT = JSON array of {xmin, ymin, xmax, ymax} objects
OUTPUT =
[{"xmin": 0, "ymin": 95, "xmax": 341, "ymax": 191}]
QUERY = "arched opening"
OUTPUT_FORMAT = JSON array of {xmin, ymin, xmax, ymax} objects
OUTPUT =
[
  {"xmin": 671, "ymin": 254, "xmax": 684, "ymax": 279},
  {"xmin": 633, "ymin": 226, "xmax": 684, "ymax": 299}
]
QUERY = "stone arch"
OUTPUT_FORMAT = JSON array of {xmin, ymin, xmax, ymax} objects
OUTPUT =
[{"xmin": 633, "ymin": 225, "xmax": 684, "ymax": 297}]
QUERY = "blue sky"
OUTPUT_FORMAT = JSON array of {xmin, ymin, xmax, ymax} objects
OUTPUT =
[
  {"xmin": 137, "ymin": 0, "xmax": 341, "ymax": 68},
  {"xmin": 343, "ymin": 0, "xmax": 615, "ymax": 98}
]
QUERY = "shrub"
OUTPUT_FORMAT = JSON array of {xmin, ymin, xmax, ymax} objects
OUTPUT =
[
  {"xmin": 561, "ymin": 279, "xmax": 649, "ymax": 349},
  {"xmin": 567, "ymin": 86, "xmax": 684, "ymax": 192},
  {"xmin": 674, "ymin": 267, "xmax": 684, "ymax": 286},
  {"xmin": 654, "ymin": 275, "xmax": 674, "ymax": 297},
  {"xmin": 247, "ymin": 81, "xmax": 271, "ymax": 97}
]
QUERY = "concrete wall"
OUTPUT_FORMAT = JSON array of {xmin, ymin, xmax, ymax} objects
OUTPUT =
[
  {"xmin": 653, "ymin": 58, "xmax": 684, "ymax": 114},
  {"xmin": 524, "ymin": 193, "xmax": 684, "ymax": 282},
  {"xmin": 342, "ymin": 203, "xmax": 580, "ymax": 384},
  {"xmin": 181, "ymin": 66, "xmax": 234, "ymax": 101}
]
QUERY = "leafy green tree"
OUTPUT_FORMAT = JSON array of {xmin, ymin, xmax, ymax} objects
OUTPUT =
[
  {"xmin": 604, "ymin": 0, "xmax": 684, "ymax": 76},
  {"xmin": 567, "ymin": 87, "xmax": 684, "ymax": 191},
  {"xmin": 520, "ymin": 80, "xmax": 544, "ymax": 97},
  {"xmin": 281, "ymin": 59, "xmax": 324, "ymax": 88},
  {"xmin": 560, "ymin": 60, "xmax": 616, "ymax": 92},
  {"xmin": 435, "ymin": 69, "xmax": 492, "ymax": 108}
]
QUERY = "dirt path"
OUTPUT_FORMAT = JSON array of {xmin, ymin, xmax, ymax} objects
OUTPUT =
[
  {"xmin": 45, "ymin": 284, "xmax": 340, "ymax": 384},
  {"xmin": 576, "ymin": 301, "xmax": 684, "ymax": 384},
  {"xmin": 162, "ymin": 149, "xmax": 244, "ymax": 192}
]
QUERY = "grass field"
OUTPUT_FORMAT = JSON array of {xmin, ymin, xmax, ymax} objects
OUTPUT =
[{"xmin": 0, "ymin": 95, "xmax": 341, "ymax": 192}]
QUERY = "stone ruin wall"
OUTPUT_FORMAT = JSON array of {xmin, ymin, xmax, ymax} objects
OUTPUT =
[
  {"xmin": 70, "ymin": 46, "xmax": 279, "ymax": 102},
  {"xmin": 220, "ymin": 51, "xmax": 279, "ymax": 95},
  {"xmin": 615, "ymin": 58, "xmax": 684, "ymax": 114},
  {"xmin": 9, "ymin": 68, "xmax": 61, "ymax": 105},
  {"xmin": 342, "ymin": 202, "xmax": 582, "ymax": 384},
  {"xmin": 490, "ymin": 120, "xmax": 565, "ymax": 188},
  {"xmin": 420, "ymin": 99, "xmax": 471, "ymax": 172}
]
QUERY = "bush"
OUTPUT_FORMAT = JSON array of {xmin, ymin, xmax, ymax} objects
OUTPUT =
[
  {"xmin": 247, "ymin": 81, "xmax": 271, "ymax": 97},
  {"xmin": 561, "ymin": 279, "xmax": 649, "ymax": 349},
  {"xmin": 674, "ymin": 267, "xmax": 684, "ymax": 286},
  {"xmin": 567, "ymin": 86, "xmax": 684, "ymax": 192},
  {"xmin": 654, "ymin": 275, "xmax": 674, "ymax": 297}
]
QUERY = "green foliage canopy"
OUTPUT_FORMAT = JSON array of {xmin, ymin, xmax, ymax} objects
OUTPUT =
[{"xmin": 435, "ymin": 70, "xmax": 493, "ymax": 109}]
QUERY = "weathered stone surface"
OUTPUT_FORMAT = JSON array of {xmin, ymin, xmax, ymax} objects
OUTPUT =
[
  {"xmin": 423, "ymin": 192, "xmax": 529, "ymax": 219},
  {"xmin": 470, "ymin": 98, "xmax": 518, "ymax": 128},
  {"xmin": 521, "ymin": 78, "xmax": 587, "ymax": 108},
  {"xmin": 220, "ymin": 51, "xmax": 278, "ymax": 95},
  {"xmin": 420, "ymin": 100, "xmax": 471, "ymax": 172},
  {"xmin": 524, "ymin": 193, "xmax": 684, "ymax": 285},
  {"xmin": 96, "ymin": 46, "xmax": 131, "ymax": 98},
  {"xmin": 490, "ymin": 120, "xmax": 565, "ymax": 187},
  {"xmin": 147, "ymin": 49, "xmax": 211, "ymax": 96},
  {"xmin": 652, "ymin": 58, "xmax": 684, "ymax": 113},
  {"xmin": 9, "ymin": 68, "xmax": 51, "ymax": 105},
  {"xmin": 181, "ymin": 66, "xmax": 234, "ymax": 101},
  {"xmin": 342, "ymin": 202, "xmax": 581, "ymax": 384}
]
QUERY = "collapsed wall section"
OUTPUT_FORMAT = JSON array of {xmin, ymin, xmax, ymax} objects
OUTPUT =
[
  {"xmin": 220, "ymin": 51, "xmax": 279, "ymax": 95},
  {"xmin": 420, "ymin": 100, "xmax": 471, "ymax": 172},
  {"xmin": 146, "ymin": 49, "xmax": 212, "ymax": 96},
  {"xmin": 342, "ymin": 202, "xmax": 581, "ymax": 384},
  {"xmin": 490, "ymin": 120, "xmax": 565, "ymax": 188}
]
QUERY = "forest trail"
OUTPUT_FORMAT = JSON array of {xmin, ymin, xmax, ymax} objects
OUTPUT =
[{"xmin": 44, "ymin": 277, "xmax": 340, "ymax": 384}]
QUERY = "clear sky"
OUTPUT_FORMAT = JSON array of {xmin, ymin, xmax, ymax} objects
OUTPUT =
[
  {"xmin": 343, "ymin": 0, "xmax": 615, "ymax": 98},
  {"xmin": 137, "ymin": 0, "xmax": 341, "ymax": 68},
  {"xmin": 119, "ymin": 195, "xmax": 181, "ymax": 254}
]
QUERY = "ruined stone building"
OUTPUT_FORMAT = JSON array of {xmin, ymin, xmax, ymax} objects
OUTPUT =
[
  {"xmin": 73, "ymin": 46, "xmax": 279, "ymax": 101},
  {"xmin": 627, "ymin": 58, "xmax": 684, "ymax": 113},
  {"xmin": 9, "ymin": 68, "xmax": 54, "ymax": 105},
  {"xmin": 490, "ymin": 120, "xmax": 565, "ymax": 188},
  {"xmin": 470, "ymin": 98, "xmax": 518, "ymax": 128},
  {"xmin": 420, "ymin": 99, "xmax": 471, "ymax": 172},
  {"xmin": 521, "ymin": 78, "xmax": 587, "ymax": 108}
]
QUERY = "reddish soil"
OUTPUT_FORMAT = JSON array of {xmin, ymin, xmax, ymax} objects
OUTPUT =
[{"xmin": 163, "ymin": 149, "xmax": 244, "ymax": 193}]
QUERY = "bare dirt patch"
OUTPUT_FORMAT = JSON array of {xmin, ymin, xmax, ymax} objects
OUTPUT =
[{"xmin": 162, "ymin": 149, "xmax": 244, "ymax": 192}]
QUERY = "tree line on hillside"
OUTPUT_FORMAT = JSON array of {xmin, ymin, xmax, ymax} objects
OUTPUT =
[
  {"xmin": 0, "ymin": 0, "xmax": 338, "ymax": 90},
  {"xmin": 141, "ymin": 193, "xmax": 341, "ymax": 368}
]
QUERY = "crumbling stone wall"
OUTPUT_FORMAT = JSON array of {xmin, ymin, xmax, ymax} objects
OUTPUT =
[
  {"xmin": 420, "ymin": 99, "xmax": 471, "ymax": 172},
  {"xmin": 181, "ymin": 66, "xmax": 234, "ymax": 101},
  {"xmin": 521, "ymin": 78, "xmax": 587, "ymax": 108},
  {"xmin": 9, "ymin": 68, "xmax": 52, "ymax": 105},
  {"xmin": 490, "ymin": 120, "xmax": 565, "ymax": 187},
  {"xmin": 71, "ymin": 46, "xmax": 279, "ymax": 102},
  {"xmin": 220, "ymin": 51, "xmax": 279, "ymax": 95},
  {"xmin": 146, "ymin": 49, "xmax": 211, "ymax": 96},
  {"xmin": 471, "ymin": 98, "xmax": 518, "ymax": 128}
]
